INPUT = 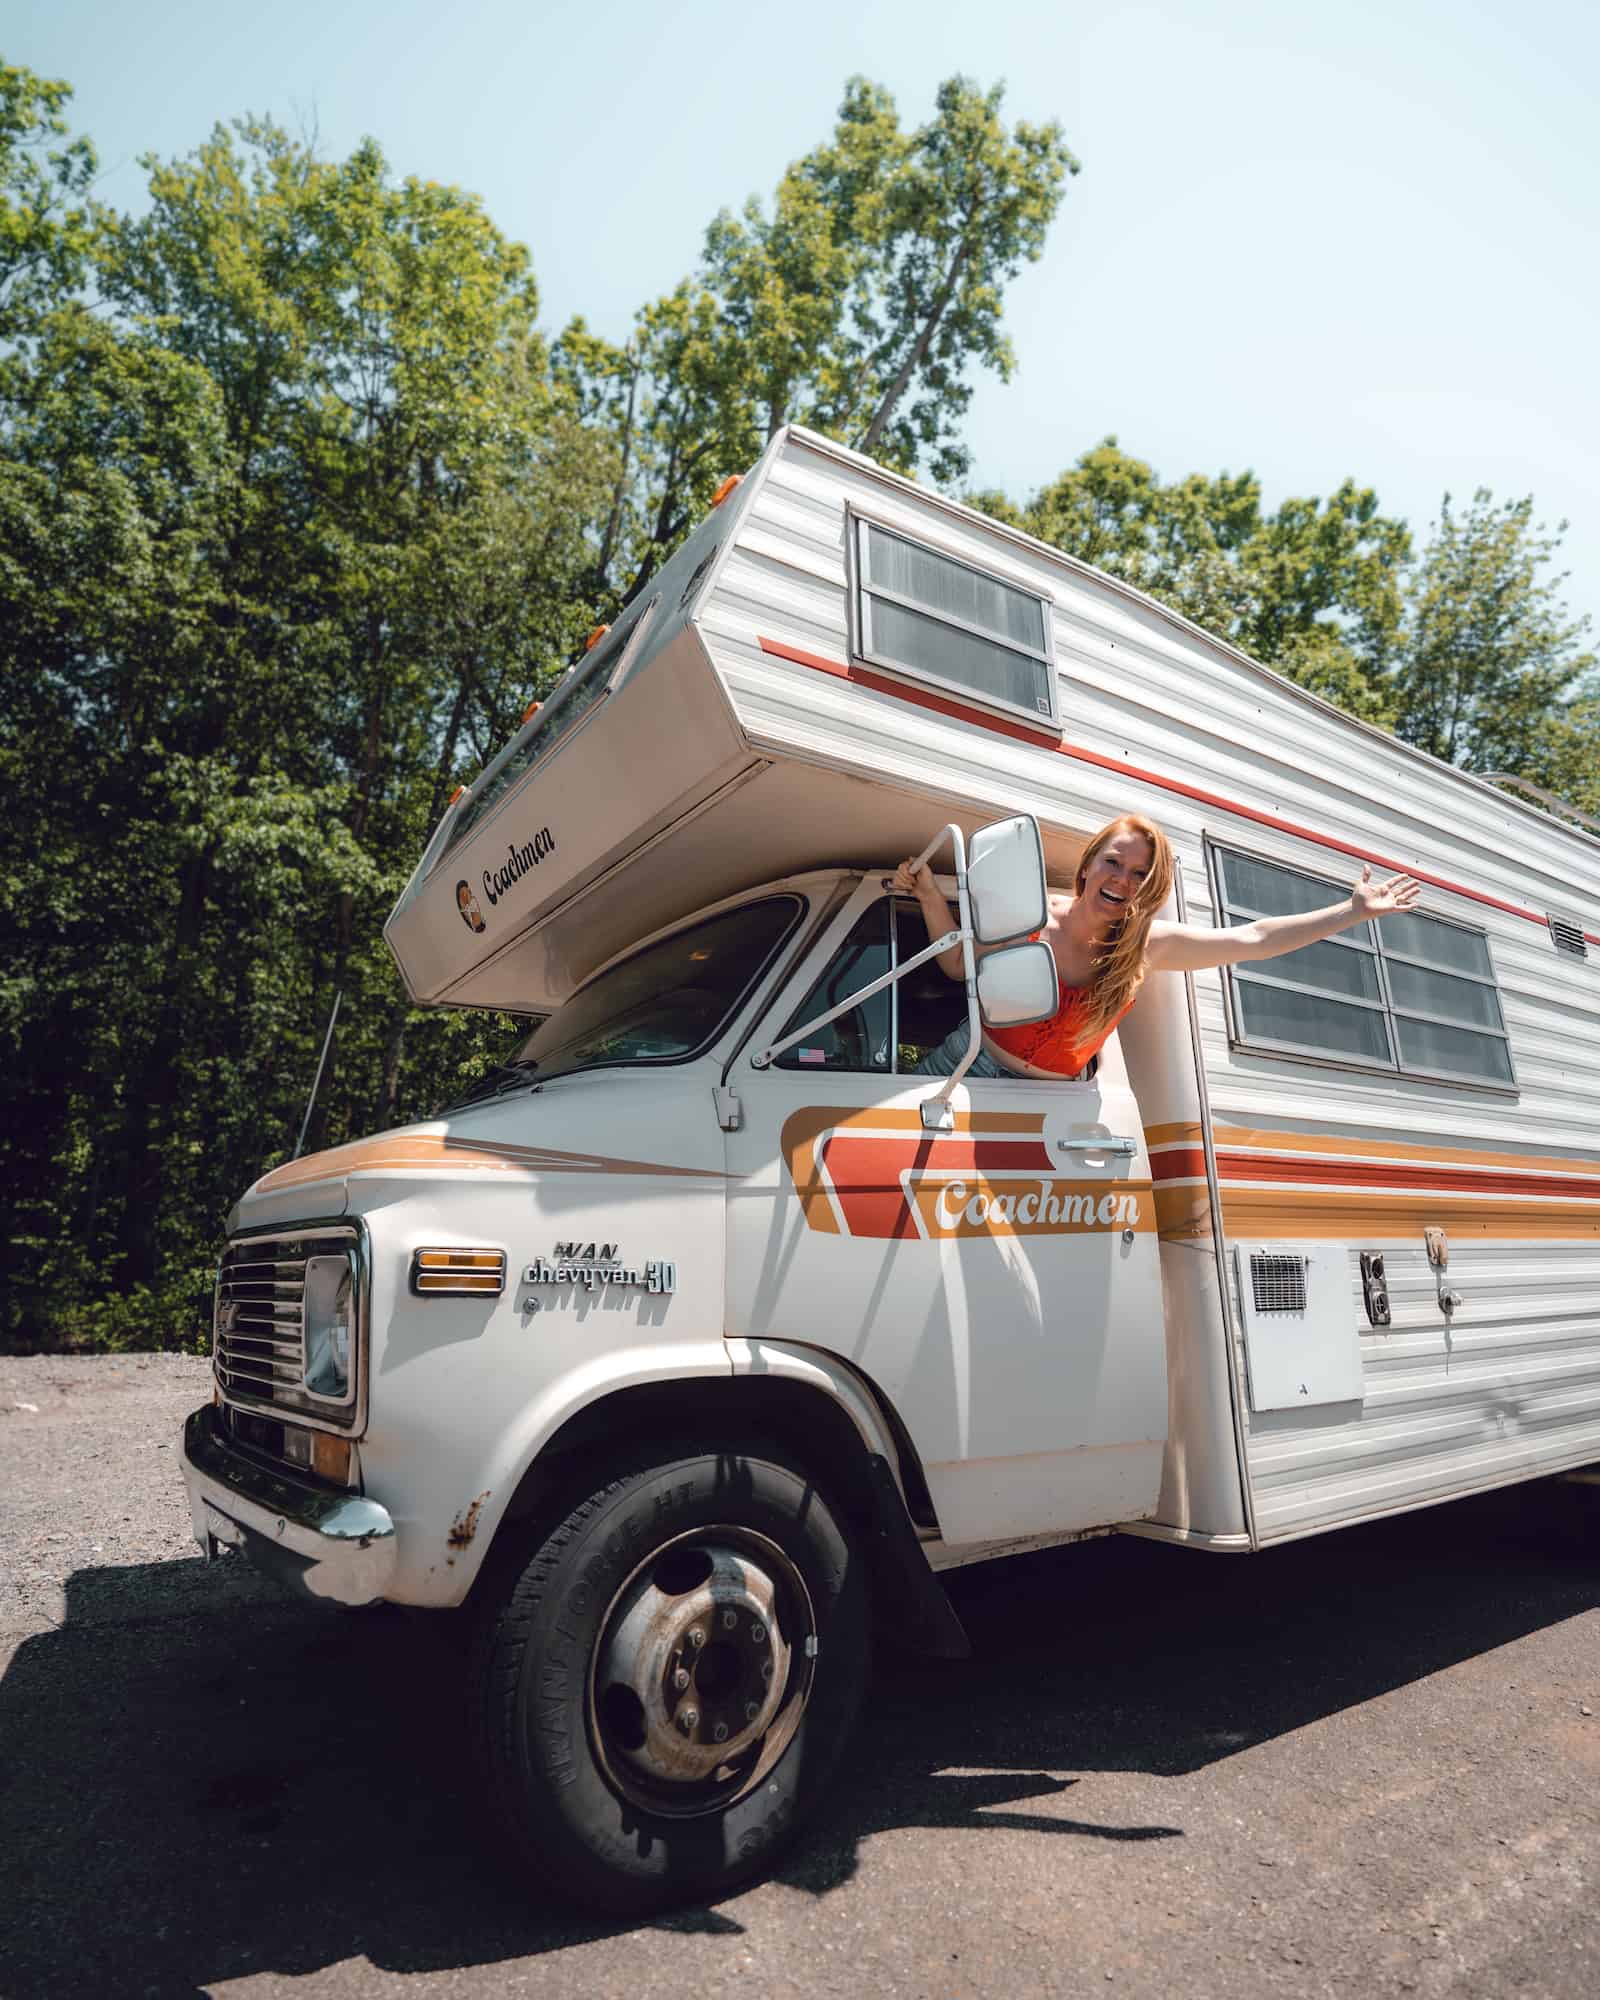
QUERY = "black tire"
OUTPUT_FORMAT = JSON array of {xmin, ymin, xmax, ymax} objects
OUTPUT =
[{"xmin": 468, "ymin": 1438, "xmax": 870, "ymax": 1913}]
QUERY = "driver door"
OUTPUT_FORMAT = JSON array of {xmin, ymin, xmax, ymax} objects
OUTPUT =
[{"xmin": 724, "ymin": 884, "xmax": 1168, "ymax": 1547}]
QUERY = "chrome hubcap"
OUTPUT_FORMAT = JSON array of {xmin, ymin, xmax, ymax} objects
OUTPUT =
[{"xmin": 590, "ymin": 1529, "xmax": 812, "ymax": 1812}]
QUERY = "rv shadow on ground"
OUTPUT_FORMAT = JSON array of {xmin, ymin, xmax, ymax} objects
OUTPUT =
[{"xmin": 1, "ymin": 1482, "xmax": 1595, "ymax": 1995}]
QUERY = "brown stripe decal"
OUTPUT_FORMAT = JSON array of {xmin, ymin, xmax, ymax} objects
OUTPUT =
[
  {"xmin": 1141, "ymin": 1121, "xmax": 1600, "ymax": 1241},
  {"xmin": 254, "ymin": 1131, "xmax": 727, "ymax": 1194},
  {"xmin": 1220, "ymin": 1190, "xmax": 1600, "ymax": 1242}
]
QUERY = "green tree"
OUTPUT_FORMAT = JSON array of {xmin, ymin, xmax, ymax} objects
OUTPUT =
[
  {"xmin": 0, "ymin": 60, "xmax": 98, "ymax": 350},
  {"xmin": 563, "ymin": 74, "xmax": 1076, "ymax": 604},
  {"xmin": 982, "ymin": 437, "xmax": 1409, "ymax": 726},
  {"xmin": 1389, "ymin": 489, "xmax": 1595, "ymax": 773},
  {"xmin": 1, "ymin": 96, "xmax": 612, "ymax": 1346}
]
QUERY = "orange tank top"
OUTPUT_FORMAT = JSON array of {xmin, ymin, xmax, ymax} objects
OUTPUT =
[{"xmin": 985, "ymin": 980, "xmax": 1134, "ymax": 1078}]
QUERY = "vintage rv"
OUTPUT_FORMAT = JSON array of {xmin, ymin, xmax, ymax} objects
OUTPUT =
[{"xmin": 181, "ymin": 426, "xmax": 1600, "ymax": 1912}]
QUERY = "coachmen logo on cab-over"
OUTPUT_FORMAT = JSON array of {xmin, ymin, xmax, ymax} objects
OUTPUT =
[
  {"xmin": 781, "ymin": 1106, "xmax": 1154, "ymax": 1242},
  {"xmin": 483, "ymin": 825, "xmax": 556, "ymax": 906}
]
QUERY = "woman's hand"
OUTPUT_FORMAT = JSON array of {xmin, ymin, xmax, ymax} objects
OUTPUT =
[
  {"xmin": 1350, "ymin": 866, "xmax": 1421, "ymax": 921},
  {"xmin": 892, "ymin": 856, "xmax": 934, "ymax": 897}
]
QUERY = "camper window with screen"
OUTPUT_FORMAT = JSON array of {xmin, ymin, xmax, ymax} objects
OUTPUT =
[
  {"xmin": 1211, "ymin": 845, "xmax": 1515, "ymax": 1088},
  {"xmin": 853, "ymin": 517, "xmax": 1058, "ymax": 728}
]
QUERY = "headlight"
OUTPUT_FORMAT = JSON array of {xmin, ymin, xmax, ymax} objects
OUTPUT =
[{"xmin": 303, "ymin": 1254, "xmax": 354, "ymax": 1400}]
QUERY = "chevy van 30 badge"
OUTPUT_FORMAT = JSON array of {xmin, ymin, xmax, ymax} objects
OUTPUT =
[
  {"xmin": 524, "ymin": 1245, "xmax": 677, "ymax": 1293},
  {"xmin": 782, "ymin": 1106, "xmax": 1154, "ymax": 1241}
]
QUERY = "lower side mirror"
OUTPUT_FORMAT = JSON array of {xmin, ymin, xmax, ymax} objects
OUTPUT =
[{"xmin": 976, "ymin": 940, "xmax": 1058, "ymax": 1028}]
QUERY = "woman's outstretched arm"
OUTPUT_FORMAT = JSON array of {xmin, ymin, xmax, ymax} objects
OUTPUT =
[{"xmin": 1146, "ymin": 867, "xmax": 1420, "ymax": 974}]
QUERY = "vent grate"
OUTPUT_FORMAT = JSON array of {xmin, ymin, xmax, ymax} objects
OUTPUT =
[
  {"xmin": 1250, "ymin": 1252, "xmax": 1308, "ymax": 1314},
  {"xmin": 1547, "ymin": 914, "xmax": 1588, "ymax": 959}
]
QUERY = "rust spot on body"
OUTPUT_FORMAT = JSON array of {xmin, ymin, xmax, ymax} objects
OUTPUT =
[{"xmin": 448, "ymin": 1491, "xmax": 490, "ymax": 1549}]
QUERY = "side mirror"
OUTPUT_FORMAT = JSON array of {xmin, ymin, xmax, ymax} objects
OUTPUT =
[
  {"xmin": 976, "ymin": 940, "xmax": 1058, "ymax": 1028},
  {"xmin": 967, "ymin": 815, "xmax": 1047, "ymax": 945}
]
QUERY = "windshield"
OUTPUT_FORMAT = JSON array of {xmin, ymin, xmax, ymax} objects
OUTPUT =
[{"xmin": 500, "ymin": 895, "xmax": 804, "ymax": 1087}]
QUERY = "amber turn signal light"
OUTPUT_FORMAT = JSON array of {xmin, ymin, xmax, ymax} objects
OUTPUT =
[
  {"xmin": 410, "ymin": 1247, "xmax": 507, "ymax": 1297},
  {"xmin": 311, "ymin": 1432, "xmax": 353, "ymax": 1483}
]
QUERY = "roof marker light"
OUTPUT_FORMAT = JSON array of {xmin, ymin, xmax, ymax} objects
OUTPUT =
[
  {"xmin": 585, "ymin": 624, "xmax": 610, "ymax": 652},
  {"xmin": 711, "ymin": 474, "xmax": 741, "ymax": 508}
]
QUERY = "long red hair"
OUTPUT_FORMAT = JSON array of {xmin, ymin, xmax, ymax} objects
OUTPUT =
[{"xmin": 1074, "ymin": 814, "xmax": 1175, "ymax": 1036}]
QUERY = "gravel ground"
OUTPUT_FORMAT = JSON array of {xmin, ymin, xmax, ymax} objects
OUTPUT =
[
  {"xmin": 2, "ymin": 1354, "xmax": 1598, "ymax": 2000},
  {"xmin": 0, "ymin": 1354, "xmax": 279, "ymax": 1635}
]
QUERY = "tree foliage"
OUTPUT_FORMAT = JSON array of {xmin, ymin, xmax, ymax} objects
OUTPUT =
[{"xmin": 559, "ymin": 75, "xmax": 1076, "ymax": 604}]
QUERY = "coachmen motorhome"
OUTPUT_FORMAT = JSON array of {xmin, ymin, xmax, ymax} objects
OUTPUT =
[{"xmin": 181, "ymin": 425, "xmax": 1600, "ymax": 1912}]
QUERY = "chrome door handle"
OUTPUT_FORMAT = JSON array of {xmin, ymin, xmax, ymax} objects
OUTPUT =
[{"xmin": 1056, "ymin": 1137, "xmax": 1136, "ymax": 1156}]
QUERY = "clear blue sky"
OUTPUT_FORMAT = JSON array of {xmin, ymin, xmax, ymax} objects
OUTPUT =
[{"xmin": 12, "ymin": 0, "xmax": 1599, "ymax": 648}]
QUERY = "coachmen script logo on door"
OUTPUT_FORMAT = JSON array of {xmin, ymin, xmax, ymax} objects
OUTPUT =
[{"xmin": 781, "ymin": 1106, "xmax": 1154, "ymax": 1242}]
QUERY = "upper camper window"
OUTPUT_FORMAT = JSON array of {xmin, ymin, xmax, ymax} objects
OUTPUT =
[
  {"xmin": 441, "ymin": 598, "xmax": 661, "ymax": 864},
  {"xmin": 853, "ymin": 518, "xmax": 1058, "ymax": 729},
  {"xmin": 773, "ymin": 896, "xmax": 967, "ymax": 1074},
  {"xmin": 1212, "ymin": 846, "xmax": 1515, "ymax": 1089},
  {"xmin": 503, "ymin": 894, "xmax": 803, "ymax": 1086}
]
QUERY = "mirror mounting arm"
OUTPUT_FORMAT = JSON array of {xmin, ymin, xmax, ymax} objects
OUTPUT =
[
  {"xmin": 917, "ymin": 827, "xmax": 980, "ymax": 1132},
  {"xmin": 751, "ymin": 922, "xmax": 963, "ymax": 1070}
]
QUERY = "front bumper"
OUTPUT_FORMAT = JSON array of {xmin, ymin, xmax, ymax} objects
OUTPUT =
[{"xmin": 180, "ymin": 1404, "xmax": 397, "ymax": 1606}]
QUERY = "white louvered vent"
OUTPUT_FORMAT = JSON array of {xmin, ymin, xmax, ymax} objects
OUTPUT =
[
  {"xmin": 1249, "ymin": 1252, "xmax": 1308, "ymax": 1315},
  {"xmin": 1547, "ymin": 914, "xmax": 1588, "ymax": 959}
]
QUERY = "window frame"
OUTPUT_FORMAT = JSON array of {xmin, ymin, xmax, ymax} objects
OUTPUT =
[
  {"xmin": 847, "ymin": 509, "xmax": 1061, "ymax": 733},
  {"xmin": 1205, "ymin": 838, "xmax": 1518, "ymax": 1096}
]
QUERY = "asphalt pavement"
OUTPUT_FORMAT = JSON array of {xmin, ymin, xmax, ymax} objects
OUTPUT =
[{"xmin": 2, "ymin": 1354, "xmax": 1597, "ymax": 1999}]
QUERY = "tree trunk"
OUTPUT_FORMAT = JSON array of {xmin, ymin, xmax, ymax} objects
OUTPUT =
[
  {"xmin": 594, "ymin": 354, "xmax": 640, "ymax": 595},
  {"xmin": 376, "ymin": 1002, "xmax": 408, "ymax": 1130},
  {"xmin": 859, "ymin": 234, "xmax": 974, "ymax": 457}
]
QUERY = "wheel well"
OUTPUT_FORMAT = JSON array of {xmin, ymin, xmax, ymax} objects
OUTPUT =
[
  {"xmin": 475, "ymin": 1374, "xmax": 963, "ymax": 1656},
  {"xmin": 498, "ymin": 1375, "xmax": 893, "ymax": 1535}
]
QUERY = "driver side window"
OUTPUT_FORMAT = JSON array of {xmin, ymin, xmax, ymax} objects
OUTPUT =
[{"xmin": 773, "ymin": 898, "xmax": 966, "ymax": 1074}]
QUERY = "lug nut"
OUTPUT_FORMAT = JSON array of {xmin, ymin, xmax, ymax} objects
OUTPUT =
[
  {"xmin": 760, "ymin": 1658, "xmax": 774, "ymax": 1683},
  {"xmin": 712, "ymin": 1721, "xmax": 729, "ymax": 1742},
  {"xmin": 750, "ymin": 1621, "xmax": 766, "ymax": 1645},
  {"xmin": 672, "ymin": 1667, "xmax": 690, "ymax": 1691},
  {"xmin": 678, "ymin": 1706, "xmax": 699, "ymax": 1735},
  {"xmin": 721, "ymin": 1608, "xmax": 738, "ymax": 1631},
  {"xmin": 687, "ymin": 1626, "xmax": 705, "ymax": 1650},
  {"xmin": 745, "ymin": 1701, "xmax": 761, "ymax": 1722}
]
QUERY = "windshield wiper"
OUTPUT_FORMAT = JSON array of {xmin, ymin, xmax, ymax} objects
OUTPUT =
[{"xmin": 450, "ymin": 1060, "xmax": 540, "ymax": 1109}]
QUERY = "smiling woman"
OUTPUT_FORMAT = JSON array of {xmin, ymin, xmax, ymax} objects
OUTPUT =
[{"xmin": 897, "ymin": 812, "xmax": 1421, "ymax": 1080}]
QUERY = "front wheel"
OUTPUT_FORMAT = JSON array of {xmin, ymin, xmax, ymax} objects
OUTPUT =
[{"xmin": 469, "ymin": 1441, "xmax": 870, "ymax": 1912}]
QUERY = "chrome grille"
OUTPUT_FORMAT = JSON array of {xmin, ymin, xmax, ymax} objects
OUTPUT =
[{"xmin": 214, "ymin": 1227, "xmax": 362, "ymax": 1426}]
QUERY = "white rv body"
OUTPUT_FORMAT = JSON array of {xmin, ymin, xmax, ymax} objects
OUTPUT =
[{"xmin": 181, "ymin": 424, "xmax": 1600, "ymax": 1903}]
